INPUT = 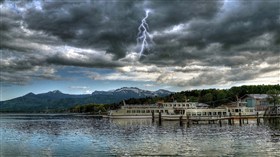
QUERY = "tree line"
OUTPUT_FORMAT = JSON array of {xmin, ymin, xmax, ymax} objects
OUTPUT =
[
  {"xmin": 124, "ymin": 84, "xmax": 280, "ymax": 107},
  {"xmin": 69, "ymin": 84, "xmax": 280, "ymax": 113},
  {"xmin": 69, "ymin": 103, "xmax": 120, "ymax": 113}
]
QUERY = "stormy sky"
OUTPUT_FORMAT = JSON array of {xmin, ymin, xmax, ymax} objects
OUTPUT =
[{"xmin": 1, "ymin": 0, "xmax": 280, "ymax": 100}]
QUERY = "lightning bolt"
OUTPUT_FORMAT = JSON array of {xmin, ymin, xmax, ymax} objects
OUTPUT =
[{"xmin": 137, "ymin": 10, "xmax": 154, "ymax": 58}]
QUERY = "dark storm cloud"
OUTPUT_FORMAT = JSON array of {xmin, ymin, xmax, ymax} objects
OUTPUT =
[
  {"xmin": 46, "ymin": 51, "xmax": 122, "ymax": 68},
  {"xmin": 0, "ymin": 49, "xmax": 60, "ymax": 85},
  {"xmin": 22, "ymin": 0, "xmax": 221, "ymax": 59},
  {"xmin": 1, "ymin": 0, "xmax": 279, "ymax": 86},
  {"xmin": 176, "ymin": 65, "xmax": 279, "ymax": 87},
  {"xmin": 144, "ymin": 1, "xmax": 280, "ymax": 67},
  {"xmin": 23, "ymin": 1, "xmax": 142, "ymax": 59}
]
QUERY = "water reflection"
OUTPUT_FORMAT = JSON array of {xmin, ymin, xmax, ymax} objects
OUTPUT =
[{"xmin": 0, "ymin": 114, "xmax": 280, "ymax": 157}]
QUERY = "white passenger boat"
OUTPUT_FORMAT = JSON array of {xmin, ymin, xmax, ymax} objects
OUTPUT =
[
  {"xmin": 109, "ymin": 101, "xmax": 257, "ymax": 120},
  {"xmin": 109, "ymin": 101, "xmax": 197, "ymax": 119}
]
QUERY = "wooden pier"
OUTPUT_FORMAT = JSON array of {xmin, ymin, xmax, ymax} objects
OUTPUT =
[{"xmin": 156, "ymin": 111, "xmax": 280, "ymax": 127}]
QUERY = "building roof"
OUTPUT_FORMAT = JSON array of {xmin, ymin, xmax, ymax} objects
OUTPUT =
[
  {"xmin": 241, "ymin": 94, "xmax": 271, "ymax": 99},
  {"xmin": 197, "ymin": 103, "xmax": 209, "ymax": 107}
]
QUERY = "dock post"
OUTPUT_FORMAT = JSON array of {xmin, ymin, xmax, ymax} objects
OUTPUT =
[
  {"xmin": 247, "ymin": 118, "xmax": 248, "ymax": 124},
  {"xmin": 232, "ymin": 114, "xmax": 234, "ymax": 125},
  {"xmin": 152, "ymin": 110, "xmax": 155, "ymax": 123},
  {"xmin": 179, "ymin": 116, "xmax": 183, "ymax": 126},
  {"xmin": 186, "ymin": 115, "xmax": 190, "ymax": 127},
  {"xmin": 159, "ymin": 111, "xmax": 162, "ymax": 126},
  {"xmin": 219, "ymin": 114, "xmax": 222, "ymax": 127},
  {"xmin": 239, "ymin": 113, "xmax": 242, "ymax": 126},
  {"xmin": 228, "ymin": 113, "xmax": 232, "ymax": 125},
  {"xmin": 257, "ymin": 112, "xmax": 259, "ymax": 126}
]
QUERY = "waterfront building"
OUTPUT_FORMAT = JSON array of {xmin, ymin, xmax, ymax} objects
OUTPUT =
[{"xmin": 241, "ymin": 94, "xmax": 273, "ymax": 112}]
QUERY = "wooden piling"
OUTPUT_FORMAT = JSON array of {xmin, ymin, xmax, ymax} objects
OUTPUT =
[
  {"xmin": 186, "ymin": 115, "xmax": 190, "ymax": 127},
  {"xmin": 219, "ymin": 115, "xmax": 222, "ymax": 127},
  {"xmin": 239, "ymin": 113, "xmax": 242, "ymax": 126},
  {"xmin": 179, "ymin": 116, "xmax": 183, "ymax": 126},
  {"xmin": 152, "ymin": 110, "xmax": 155, "ymax": 123},
  {"xmin": 257, "ymin": 112, "xmax": 259, "ymax": 126},
  {"xmin": 159, "ymin": 111, "xmax": 162, "ymax": 126},
  {"xmin": 228, "ymin": 113, "xmax": 232, "ymax": 125}
]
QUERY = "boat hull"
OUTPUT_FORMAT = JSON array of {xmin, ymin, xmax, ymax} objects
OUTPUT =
[
  {"xmin": 161, "ymin": 115, "xmax": 185, "ymax": 121},
  {"xmin": 109, "ymin": 115, "xmax": 152, "ymax": 119}
]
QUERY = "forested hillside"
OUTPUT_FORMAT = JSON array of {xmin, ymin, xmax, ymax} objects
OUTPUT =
[{"xmin": 124, "ymin": 85, "xmax": 280, "ymax": 107}]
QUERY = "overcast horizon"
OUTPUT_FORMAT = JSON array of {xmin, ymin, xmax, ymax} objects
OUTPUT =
[{"xmin": 1, "ymin": 0, "xmax": 280, "ymax": 101}]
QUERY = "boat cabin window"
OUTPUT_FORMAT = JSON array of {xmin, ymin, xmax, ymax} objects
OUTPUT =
[
  {"xmin": 146, "ymin": 110, "xmax": 150, "ymax": 113},
  {"xmin": 218, "ymin": 112, "xmax": 221, "ymax": 115},
  {"xmin": 127, "ymin": 110, "xmax": 131, "ymax": 113},
  {"xmin": 156, "ymin": 110, "xmax": 159, "ymax": 113},
  {"xmin": 141, "ymin": 110, "xmax": 145, "ymax": 113},
  {"xmin": 174, "ymin": 104, "xmax": 176, "ymax": 107},
  {"xmin": 213, "ymin": 112, "xmax": 217, "ymax": 115},
  {"xmin": 182, "ymin": 104, "xmax": 185, "ymax": 107},
  {"xmin": 250, "ymin": 109, "xmax": 254, "ymax": 112},
  {"xmin": 137, "ymin": 110, "xmax": 141, "ymax": 113},
  {"xmin": 178, "ymin": 104, "xmax": 181, "ymax": 107},
  {"xmin": 170, "ymin": 104, "xmax": 172, "ymax": 107},
  {"xmin": 132, "ymin": 110, "xmax": 136, "ymax": 113},
  {"xmin": 208, "ymin": 112, "xmax": 212, "ymax": 116},
  {"xmin": 203, "ymin": 112, "xmax": 207, "ymax": 115},
  {"xmin": 223, "ymin": 112, "xmax": 227, "ymax": 116}
]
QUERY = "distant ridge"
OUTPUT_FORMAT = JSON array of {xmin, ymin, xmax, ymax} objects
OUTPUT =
[{"xmin": 0, "ymin": 87, "xmax": 172, "ymax": 112}]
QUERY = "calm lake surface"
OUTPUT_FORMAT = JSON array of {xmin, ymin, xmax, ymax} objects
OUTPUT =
[{"xmin": 0, "ymin": 114, "xmax": 280, "ymax": 157}]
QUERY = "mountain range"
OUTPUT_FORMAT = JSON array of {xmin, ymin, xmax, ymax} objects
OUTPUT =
[{"xmin": 0, "ymin": 87, "xmax": 172, "ymax": 112}]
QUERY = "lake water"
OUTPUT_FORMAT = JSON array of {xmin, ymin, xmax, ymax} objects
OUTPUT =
[{"xmin": 0, "ymin": 114, "xmax": 280, "ymax": 157}]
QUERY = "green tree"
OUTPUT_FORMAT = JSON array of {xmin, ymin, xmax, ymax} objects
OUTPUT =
[
  {"xmin": 266, "ymin": 89, "xmax": 280, "ymax": 106},
  {"xmin": 201, "ymin": 93, "xmax": 213, "ymax": 103}
]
